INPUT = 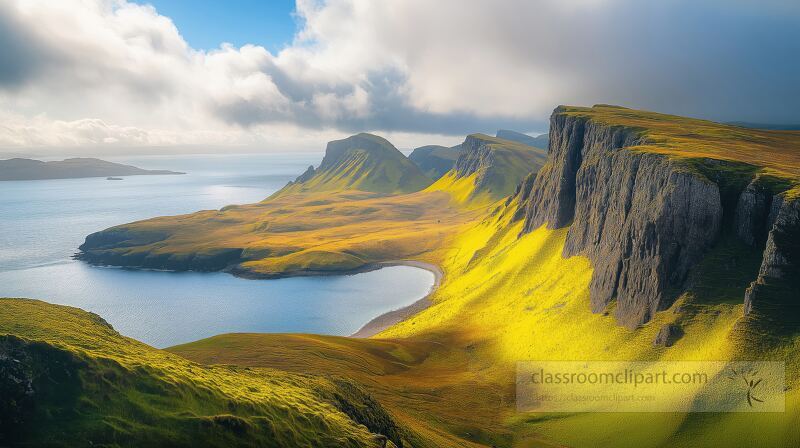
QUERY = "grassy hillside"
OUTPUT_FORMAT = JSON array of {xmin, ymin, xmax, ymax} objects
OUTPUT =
[
  {"xmin": 277, "ymin": 133, "xmax": 433, "ymax": 196},
  {"xmin": 427, "ymin": 134, "xmax": 547, "ymax": 205},
  {"xmin": 76, "ymin": 190, "xmax": 479, "ymax": 278},
  {"xmin": 0, "ymin": 299, "xmax": 404, "ymax": 447},
  {"xmin": 169, "ymin": 107, "xmax": 799, "ymax": 447},
  {"xmin": 173, "ymin": 205, "xmax": 800, "ymax": 448}
]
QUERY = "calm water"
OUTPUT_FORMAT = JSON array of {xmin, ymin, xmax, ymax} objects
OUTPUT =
[{"xmin": 0, "ymin": 154, "xmax": 435, "ymax": 347}]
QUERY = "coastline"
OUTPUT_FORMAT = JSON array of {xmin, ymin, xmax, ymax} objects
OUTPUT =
[
  {"xmin": 350, "ymin": 260, "xmax": 443, "ymax": 338},
  {"xmin": 76, "ymin": 255, "xmax": 443, "ymax": 338}
]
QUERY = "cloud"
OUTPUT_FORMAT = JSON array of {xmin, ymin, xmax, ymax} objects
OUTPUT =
[{"xmin": 0, "ymin": 0, "xmax": 798, "ymax": 150}]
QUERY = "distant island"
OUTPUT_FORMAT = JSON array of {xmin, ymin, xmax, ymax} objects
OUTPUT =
[{"xmin": 0, "ymin": 157, "xmax": 184, "ymax": 181}]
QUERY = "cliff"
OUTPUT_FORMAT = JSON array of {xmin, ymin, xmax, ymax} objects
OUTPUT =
[
  {"xmin": 515, "ymin": 105, "xmax": 800, "ymax": 328},
  {"xmin": 429, "ymin": 133, "xmax": 547, "ymax": 204},
  {"xmin": 408, "ymin": 145, "xmax": 460, "ymax": 179},
  {"xmin": 277, "ymin": 133, "xmax": 432, "ymax": 196},
  {"xmin": 743, "ymin": 193, "xmax": 800, "ymax": 331}
]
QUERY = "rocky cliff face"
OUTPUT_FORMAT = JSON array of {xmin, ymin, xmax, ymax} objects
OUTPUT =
[
  {"xmin": 514, "ymin": 107, "xmax": 798, "ymax": 328},
  {"xmin": 743, "ymin": 195, "xmax": 800, "ymax": 327},
  {"xmin": 452, "ymin": 134, "xmax": 499, "ymax": 180},
  {"xmin": 450, "ymin": 134, "xmax": 547, "ymax": 201}
]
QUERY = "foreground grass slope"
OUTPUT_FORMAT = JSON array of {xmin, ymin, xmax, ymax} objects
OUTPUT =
[{"xmin": 0, "ymin": 299, "xmax": 403, "ymax": 447}]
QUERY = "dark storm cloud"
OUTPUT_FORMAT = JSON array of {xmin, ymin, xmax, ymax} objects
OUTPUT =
[{"xmin": 0, "ymin": 6, "xmax": 53, "ymax": 87}]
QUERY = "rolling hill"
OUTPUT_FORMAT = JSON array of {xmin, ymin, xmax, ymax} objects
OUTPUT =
[
  {"xmin": 276, "ymin": 133, "xmax": 433, "ymax": 196},
  {"xmin": 0, "ymin": 298, "xmax": 402, "ymax": 447}
]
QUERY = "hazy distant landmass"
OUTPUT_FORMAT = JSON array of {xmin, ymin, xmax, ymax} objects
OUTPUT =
[
  {"xmin": 0, "ymin": 157, "xmax": 184, "ymax": 181},
  {"xmin": 727, "ymin": 121, "xmax": 800, "ymax": 131},
  {"xmin": 495, "ymin": 129, "xmax": 549, "ymax": 149}
]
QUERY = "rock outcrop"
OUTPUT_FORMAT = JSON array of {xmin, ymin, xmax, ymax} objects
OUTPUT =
[
  {"xmin": 653, "ymin": 324, "xmax": 683, "ymax": 347},
  {"xmin": 447, "ymin": 134, "xmax": 547, "ymax": 202},
  {"xmin": 743, "ymin": 195, "xmax": 800, "ymax": 326},
  {"xmin": 515, "ymin": 105, "xmax": 800, "ymax": 329},
  {"xmin": 517, "ymin": 108, "xmax": 724, "ymax": 327}
]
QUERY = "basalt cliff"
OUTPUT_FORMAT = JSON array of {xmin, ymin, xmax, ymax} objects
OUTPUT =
[{"xmin": 514, "ymin": 105, "xmax": 800, "ymax": 328}]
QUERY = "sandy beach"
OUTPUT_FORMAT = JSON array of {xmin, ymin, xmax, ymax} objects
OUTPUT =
[{"xmin": 351, "ymin": 260, "xmax": 443, "ymax": 338}]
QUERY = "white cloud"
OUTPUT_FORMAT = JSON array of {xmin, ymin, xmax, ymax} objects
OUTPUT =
[{"xmin": 0, "ymin": 0, "xmax": 797, "ymax": 152}]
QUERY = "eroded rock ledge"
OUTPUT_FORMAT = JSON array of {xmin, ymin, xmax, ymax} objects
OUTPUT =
[{"xmin": 515, "ymin": 106, "xmax": 798, "ymax": 328}]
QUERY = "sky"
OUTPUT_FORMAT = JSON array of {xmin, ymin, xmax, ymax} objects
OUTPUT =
[
  {"xmin": 132, "ymin": 0, "xmax": 298, "ymax": 52},
  {"xmin": 0, "ymin": 0, "xmax": 799, "ymax": 154}
]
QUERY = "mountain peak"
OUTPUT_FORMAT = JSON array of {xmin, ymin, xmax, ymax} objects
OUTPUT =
[{"xmin": 278, "ymin": 133, "xmax": 433, "ymax": 196}]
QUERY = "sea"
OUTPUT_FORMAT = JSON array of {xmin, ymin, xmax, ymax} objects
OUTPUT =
[{"xmin": 0, "ymin": 153, "xmax": 435, "ymax": 347}]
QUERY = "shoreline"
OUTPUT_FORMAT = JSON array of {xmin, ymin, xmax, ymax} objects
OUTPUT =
[
  {"xmin": 350, "ymin": 260, "xmax": 443, "ymax": 338},
  {"xmin": 76, "ymin": 256, "xmax": 443, "ymax": 338}
]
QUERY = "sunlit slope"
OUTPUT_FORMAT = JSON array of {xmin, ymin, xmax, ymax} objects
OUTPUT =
[
  {"xmin": 169, "ymin": 334, "xmax": 500, "ymax": 448},
  {"xmin": 171, "ymin": 194, "xmax": 799, "ymax": 447},
  {"xmin": 277, "ymin": 133, "xmax": 433, "ymax": 196},
  {"xmin": 77, "ymin": 190, "xmax": 478, "ymax": 277},
  {"xmin": 426, "ymin": 134, "xmax": 547, "ymax": 206},
  {"xmin": 0, "ymin": 298, "xmax": 401, "ymax": 447}
]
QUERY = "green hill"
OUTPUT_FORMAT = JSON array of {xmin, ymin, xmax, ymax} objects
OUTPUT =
[
  {"xmin": 0, "ymin": 298, "xmax": 402, "ymax": 448},
  {"xmin": 427, "ymin": 133, "xmax": 547, "ymax": 204},
  {"xmin": 408, "ymin": 145, "xmax": 460, "ymax": 179},
  {"xmin": 277, "ymin": 133, "xmax": 433, "ymax": 196}
]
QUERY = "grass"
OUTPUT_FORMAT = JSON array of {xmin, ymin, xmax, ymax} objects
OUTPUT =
[
  {"xmin": 11, "ymin": 106, "xmax": 800, "ymax": 446},
  {"xmin": 0, "ymin": 298, "xmax": 403, "ymax": 447},
  {"xmin": 560, "ymin": 105, "xmax": 800, "ymax": 196},
  {"xmin": 276, "ymin": 133, "xmax": 433, "ymax": 196},
  {"xmin": 426, "ymin": 134, "xmax": 547, "ymax": 205},
  {"xmin": 78, "ymin": 190, "xmax": 481, "ymax": 278}
]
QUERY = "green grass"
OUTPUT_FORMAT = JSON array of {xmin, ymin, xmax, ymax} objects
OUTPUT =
[
  {"xmin": 561, "ymin": 104, "xmax": 800, "ymax": 196},
  {"xmin": 0, "ymin": 298, "xmax": 403, "ymax": 447},
  {"xmin": 277, "ymin": 133, "xmax": 433, "ymax": 196}
]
